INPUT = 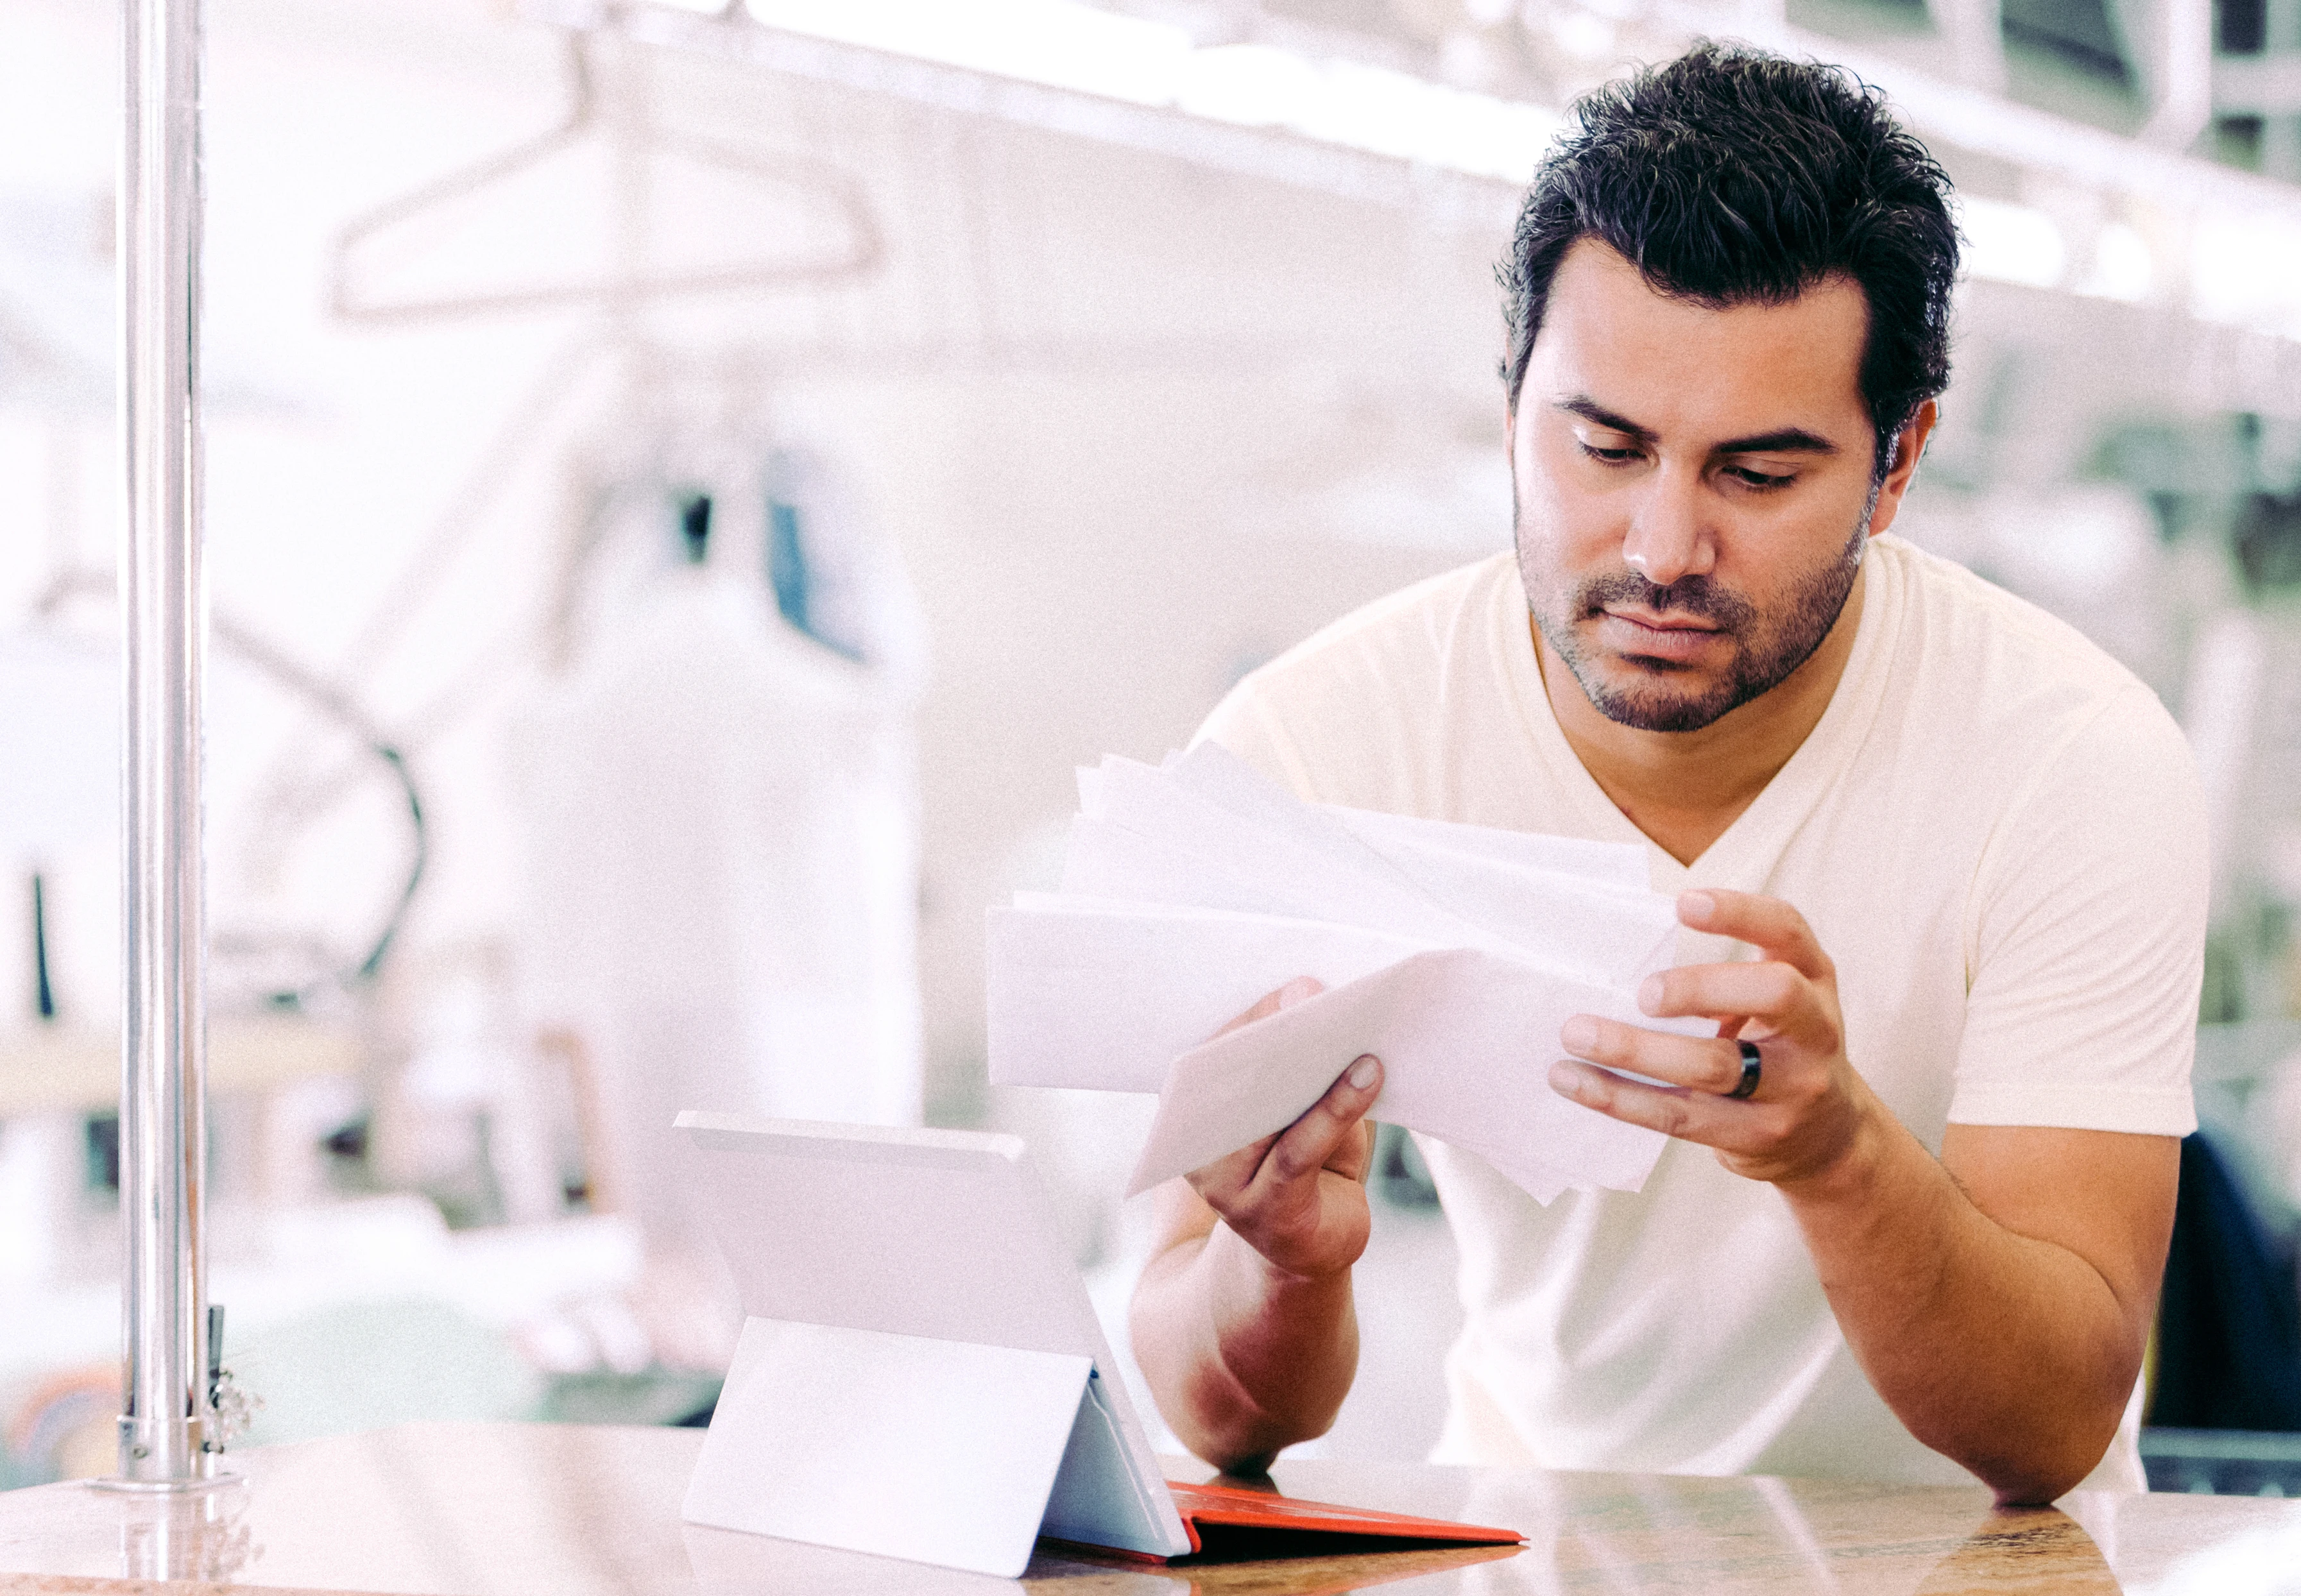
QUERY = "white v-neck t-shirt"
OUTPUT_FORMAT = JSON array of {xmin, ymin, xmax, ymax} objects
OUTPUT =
[{"xmin": 1196, "ymin": 534, "xmax": 2204, "ymax": 1491}]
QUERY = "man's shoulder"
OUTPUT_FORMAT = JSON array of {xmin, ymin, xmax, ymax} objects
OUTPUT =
[
  {"xmin": 1236, "ymin": 553, "xmax": 1516, "ymax": 709},
  {"xmin": 1869, "ymin": 534, "xmax": 2194, "ymax": 813},
  {"xmin": 1197, "ymin": 554, "xmax": 1522, "ymax": 803},
  {"xmin": 1876, "ymin": 534, "xmax": 2172, "ymax": 733}
]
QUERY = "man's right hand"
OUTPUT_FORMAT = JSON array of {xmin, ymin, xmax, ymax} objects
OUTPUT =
[
  {"xmin": 1181, "ymin": 976, "xmax": 1385, "ymax": 1281},
  {"xmin": 1132, "ymin": 975, "xmax": 1389, "ymax": 1468}
]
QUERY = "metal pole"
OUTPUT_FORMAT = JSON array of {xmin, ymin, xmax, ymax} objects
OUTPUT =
[{"xmin": 110, "ymin": 0, "xmax": 214, "ymax": 1489}]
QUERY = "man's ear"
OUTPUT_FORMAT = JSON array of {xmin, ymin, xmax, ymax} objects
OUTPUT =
[{"xmin": 1865, "ymin": 398, "xmax": 1939, "ymax": 538}]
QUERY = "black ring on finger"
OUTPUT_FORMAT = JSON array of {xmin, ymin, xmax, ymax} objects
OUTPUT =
[{"xmin": 1724, "ymin": 1039, "xmax": 1761, "ymax": 1100}]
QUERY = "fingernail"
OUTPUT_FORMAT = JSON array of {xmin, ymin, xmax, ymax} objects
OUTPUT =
[
  {"xmin": 1679, "ymin": 890, "xmax": 1715, "ymax": 924},
  {"xmin": 1637, "ymin": 975, "xmax": 1663, "ymax": 1015},
  {"xmin": 1560, "ymin": 1015, "xmax": 1597, "ymax": 1054},
  {"xmin": 1548, "ymin": 1060, "xmax": 1585, "ymax": 1098},
  {"xmin": 1347, "ymin": 1056, "xmax": 1379, "ymax": 1090}
]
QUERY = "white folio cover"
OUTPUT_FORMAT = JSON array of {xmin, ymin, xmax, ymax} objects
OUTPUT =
[
  {"xmin": 684, "ymin": 1318, "xmax": 1092, "ymax": 1579},
  {"xmin": 674, "ymin": 1114, "xmax": 1197, "ymax": 1566},
  {"xmin": 1039, "ymin": 1368, "xmax": 1173, "ymax": 1551}
]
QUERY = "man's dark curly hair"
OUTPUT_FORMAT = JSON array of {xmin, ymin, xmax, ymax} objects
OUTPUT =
[{"xmin": 1498, "ymin": 42, "xmax": 1959, "ymax": 479}]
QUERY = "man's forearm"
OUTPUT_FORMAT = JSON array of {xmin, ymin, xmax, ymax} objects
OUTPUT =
[
  {"xmin": 1782, "ymin": 1111, "xmax": 2150, "ymax": 1502},
  {"xmin": 1130, "ymin": 1223, "xmax": 1360, "ymax": 1472}
]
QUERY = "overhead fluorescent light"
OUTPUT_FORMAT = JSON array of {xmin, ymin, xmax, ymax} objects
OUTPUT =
[
  {"xmin": 1957, "ymin": 196, "xmax": 2066, "ymax": 291},
  {"xmin": 2190, "ymin": 214, "xmax": 2301, "ymax": 337},
  {"xmin": 745, "ymin": 0, "xmax": 1194, "ymax": 106},
  {"xmin": 626, "ymin": 0, "xmax": 2291, "ymax": 334},
  {"xmin": 1173, "ymin": 44, "xmax": 1323, "ymax": 131},
  {"xmin": 738, "ymin": 0, "xmax": 1561, "ymax": 183},
  {"xmin": 2073, "ymin": 221, "xmax": 2153, "ymax": 304}
]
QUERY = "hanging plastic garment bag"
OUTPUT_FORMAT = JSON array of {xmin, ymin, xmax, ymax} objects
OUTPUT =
[{"xmin": 510, "ymin": 450, "xmax": 927, "ymax": 1253}]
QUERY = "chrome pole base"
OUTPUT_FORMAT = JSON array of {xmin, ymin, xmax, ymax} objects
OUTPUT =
[{"xmin": 87, "ymin": 1469, "xmax": 241, "ymax": 1496}]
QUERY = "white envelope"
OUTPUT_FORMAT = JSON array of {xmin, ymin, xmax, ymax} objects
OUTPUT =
[
  {"xmin": 987, "ymin": 899, "xmax": 1433, "ymax": 1094},
  {"xmin": 1326, "ymin": 804, "xmax": 1652, "ymax": 890},
  {"xmin": 1124, "ymin": 948, "xmax": 1703, "ymax": 1198},
  {"xmin": 988, "ymin": 744, "xmax": 1698, "ymax": 1205},
  {"xmin": 1076, "ymin": 758, "xmax": 1493, "ymax": 951}
]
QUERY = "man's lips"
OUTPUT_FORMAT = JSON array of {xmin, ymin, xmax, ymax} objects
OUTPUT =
[
  {"xmin": 1589, "ymin": 607, "xmax": 1727, "ymax": 661},
  {"xmin": 1604, "ymin": 606, "xmax": 1720, "ymax": 633}
]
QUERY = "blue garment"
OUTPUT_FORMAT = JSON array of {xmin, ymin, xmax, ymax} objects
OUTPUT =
[{"xmin": 2151, "ymin": 1131, "xmax": 2301, "ymax": 1430}]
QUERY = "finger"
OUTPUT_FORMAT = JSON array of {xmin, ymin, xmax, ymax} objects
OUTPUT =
[
  {"xmin": 1548, "ymin": 1057, "xmax": 1763, "ymax": 1149},
  {"xmin": 1677, "ymin": 890, "xmax": 1831, "ymax": 982},
  {"xmin": 1213, "ymin": 974, "xmax": 1325, "ymax": 1042},
  {"xmin": 1183, "ymin": 1130, "xmax": 1284, "ymax": 1206},
  {"xmin": 1256, "ymin": 1056, "xmax": 1383, "ymax": 1192},
  {"xmin": 1184, "ymin": 980, "xmax": 1339, "ymax": 1203},
  {"xmin": 1184, "ymin": 1050, "xmax": 1377, "ymax": 1205},
  {"xmin": 1561, "ymin": 1014, "xmax": 1750, "ymax": 1095},
  {"xmin": 1637, "ymin": 961, "xmax": 1831, "ymax": 1048}
]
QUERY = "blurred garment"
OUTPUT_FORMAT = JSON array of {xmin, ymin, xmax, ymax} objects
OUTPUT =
[
  {"xmin": 511, "ymin": 451, "xmax": 927, "ymax": 1258},
  {"xmin": 0, "ymin": 631, "xmax": 115, "ymax": 863},
  {"xmin": 2151, "ymin": 1132, "xmax": 2301, "ymax": 1432},
  {"xmin": 2259, "ymin": 1053, "xmax": 2301, "ymax": 1213}
]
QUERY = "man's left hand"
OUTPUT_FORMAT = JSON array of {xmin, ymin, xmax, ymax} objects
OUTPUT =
[{"xmin": 1551, "ymin": 887, "xmax": 1875, "ymax": 1186}]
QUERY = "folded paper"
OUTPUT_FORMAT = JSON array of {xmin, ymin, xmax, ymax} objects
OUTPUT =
[
  {"xmin": 1131, "ymin": 949, "xmax": 1679, "ymax": 1200},
  {"xmin": 988, "ymin": 743, "xmax": 1706, "ymax": 1203}
]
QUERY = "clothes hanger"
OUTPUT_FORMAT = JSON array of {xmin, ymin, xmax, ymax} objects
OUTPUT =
[{"xmin": 326, "ymin": 32, "xmax": 884, "ymax": 324}]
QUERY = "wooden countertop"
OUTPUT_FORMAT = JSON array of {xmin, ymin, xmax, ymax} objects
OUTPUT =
[{"xmin": 0, "ymin": 1420, "xmax": 2291, "ymax": 1593}]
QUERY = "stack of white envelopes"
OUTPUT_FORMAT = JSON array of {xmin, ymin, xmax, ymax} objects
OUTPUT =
[{"xmin": 987, "ymin": 744, "xmax": 1709, "ymax": 1205}]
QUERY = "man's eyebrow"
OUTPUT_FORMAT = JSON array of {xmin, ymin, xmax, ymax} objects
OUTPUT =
[
  {"xmin": 1555, "ymin": 396, "xmax": 1655, "ymax": 443},
  {"xmin": 1715, "ymin": 427, "xmax": 1838, "ymax": 457}
]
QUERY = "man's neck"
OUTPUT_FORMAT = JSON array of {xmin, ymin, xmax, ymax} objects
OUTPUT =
[{"xmin": 1537, "ymin": 566, "xmax": 1867, "ymax": 867}]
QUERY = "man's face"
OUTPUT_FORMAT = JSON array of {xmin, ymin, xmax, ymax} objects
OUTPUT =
[{"xmin": 1510, "ymin": 239, "xmax": 1897, "ymax": 734}]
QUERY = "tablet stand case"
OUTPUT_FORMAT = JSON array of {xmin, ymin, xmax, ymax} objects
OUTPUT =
[{"xmin": 683, "ymin": 1316, "xmax": 1523, "ymax": 1579}]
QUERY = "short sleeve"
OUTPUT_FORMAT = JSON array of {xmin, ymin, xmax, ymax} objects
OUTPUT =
[{"xmin": 1949, "ymin": 685, "xmax": 2205, "ymax": 1135}]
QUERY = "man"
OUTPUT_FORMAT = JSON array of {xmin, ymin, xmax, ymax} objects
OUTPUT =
[{"xmin": 1129, "ymin": 43, "xmax": 2203, "ymax": 1505}]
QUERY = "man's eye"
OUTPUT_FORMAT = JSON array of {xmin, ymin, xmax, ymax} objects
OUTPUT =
[
  {"xmin": 1578, "ymin": 442, "xmax": 1641, "ymax": 465},
  {"xmin": 1727, "ymin": 465, "xmax": 1796, "ymax": 489}
]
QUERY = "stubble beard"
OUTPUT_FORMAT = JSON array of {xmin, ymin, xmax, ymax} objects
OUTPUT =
[{"xmin": 1515, "ymin": 492, "xmax": 1875, "ymax": 735}]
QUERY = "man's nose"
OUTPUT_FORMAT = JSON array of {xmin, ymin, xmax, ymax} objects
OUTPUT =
[{"xmin": 1620, "ymin": 466, "xmax": 1715, "ymax": 588}]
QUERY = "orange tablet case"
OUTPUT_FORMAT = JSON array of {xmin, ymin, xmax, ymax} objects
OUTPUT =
[{"xmin": 1062, "ymin": 1477, "xmax": 1524, "ymax": 1561}]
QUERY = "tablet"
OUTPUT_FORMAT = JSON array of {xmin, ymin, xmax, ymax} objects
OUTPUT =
[
  {"xmin": 674, "ymin": 1111, "xmax": 1193, "ymax": 1560},
  {"xmin": 674, "ymin": 1112, "xmax": 1521, "ymax": 1575}
]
